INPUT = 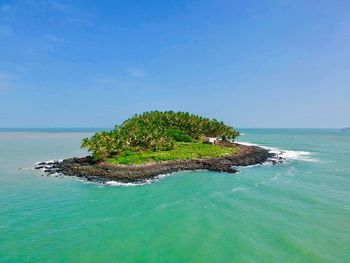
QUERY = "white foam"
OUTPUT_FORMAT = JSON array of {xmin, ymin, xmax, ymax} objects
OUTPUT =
[
  {"xmin": 37, "ymin": 159, "xmax": 63, "ymax": 165},
  {"xmin": 105, "ymin": 181, "xmax": 143, "ymax": 187},
  {"xmin": 277, "ymin": 150, "xmax": 313, "ymax": 161},
  {"xmin": 271, "ymin": 174, "xmax": 279, "ymax": 181},
  {"xmin": 104, "ymin": 170, "xmax": 211, "ymax": 187},
  {"xmin": 238, "ymin": 141, "xmax": 259, "ymax": 147},
  {"xmin": 105, "ymin": 173, "xmax": 172, "ymax": 187},
  {"xmin": 268, "ymin": 147, "xmax": 318, "ymax": 162},
  {"xmin": 232, "ymin": 187, "xmax": 247, "ymax": 192},
  {"xmin": 239, "ymin": 142, "xmax": 319, "ymax": 162},
  {"xmin": 19, "ymin": 167, "xmax": 34, "ymax": 170}
]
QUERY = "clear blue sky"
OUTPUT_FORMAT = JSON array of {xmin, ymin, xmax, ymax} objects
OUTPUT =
[{"xmin": 0, "ymin": 0, "xmax": 349, "ymax": 128}]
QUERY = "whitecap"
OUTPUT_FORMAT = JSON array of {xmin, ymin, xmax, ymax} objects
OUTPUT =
[
  {"xmin": 232, "ymin": 187, "xmax": 247, "ymax": 192},
  {"xmin": 105, "ymin": 181, "xmax": 143, "ymax": 187},
  {"xmin": 37, "ymin": 159, "xmax": 63, "ymax": 165},
  {"xmin": 239, "ymin": 142, "xmax": 319, "ymax": 162},
  {"xmin": 271, "ymin": 174, "xmax": 279, "ymax": 181},
  {"xmin": 267, "ymin": 147, "xmax": 318, "ymax": 162},
  {"xmin": 105, "ymin": 173, "xmax": 172, "ymax": 187},
  {"xmin": 19, "ymin": 167, "xmax": 34, "ymax": 170},
  {"xmin": 238, "ymin": 141, "xmax": 259, "ymax": 147}
]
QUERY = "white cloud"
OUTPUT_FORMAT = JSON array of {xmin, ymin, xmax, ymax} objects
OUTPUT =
[
  {"xmin": 0, "ymin": 71, "xmax": 15, "ymax": 91},
  {"xmin": 50, "ymin": 1, "xmax": 93, "ymax": 27},
  {"xmin": 0, "ymin": 25, "xmax": 13, "ymax": 38},
  {"xmin": 1, "ymin": 4, "xmax": 11, "ymax": 12},
  {"xmin": 127, "ymin": 68, "xmax": 146, "ymax": 78},
  {"xmin": 51, "ymin": 2, "xmax": 72, "ymax": 13},
  {"xmin": 63, "ymin": 17, "xmax": 90, "ymax": 26},
  {"xmin": 45, "ymin": 34, "xmax": 74, "ymax": 45},
  {"xmin": 0, "ymin": 71, "xmax": 13, "ymax": 81},
  {"xmin": 96, "ymin": 77, "xmax": 115, "ymax": 85}
]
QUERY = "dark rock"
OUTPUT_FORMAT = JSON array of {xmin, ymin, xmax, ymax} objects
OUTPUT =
[{"xmin": 36, "ymin": 144, "xmax": 283, "ymax": 184}]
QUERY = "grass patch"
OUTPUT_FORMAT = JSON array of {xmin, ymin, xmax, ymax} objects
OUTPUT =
[{"xmin": 106, "ymin": 142, "xmax": 239, "ymax": 165}]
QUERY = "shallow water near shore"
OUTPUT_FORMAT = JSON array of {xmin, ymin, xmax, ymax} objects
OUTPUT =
[{"xmin": 0, "ymin": 129, "xmax": 349, "ymax": 262}]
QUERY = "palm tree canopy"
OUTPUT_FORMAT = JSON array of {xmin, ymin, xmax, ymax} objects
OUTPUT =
[{"xmin": 81, "ymin": 111, "xmax": 240, "ymax": 159}]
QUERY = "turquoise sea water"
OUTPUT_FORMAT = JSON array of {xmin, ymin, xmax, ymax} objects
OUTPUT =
[{"xmin": 0, "ymin": 129, "xmax": 349, "ymax": 262}]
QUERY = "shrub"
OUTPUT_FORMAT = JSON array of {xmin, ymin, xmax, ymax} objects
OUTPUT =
[
  {"xmin": 81, "ymin": 111, "xmax": 240, "ymax": 160},
  {"xmin": 166, "ymin": 128, "xmax": 192, "ymax": 142}
]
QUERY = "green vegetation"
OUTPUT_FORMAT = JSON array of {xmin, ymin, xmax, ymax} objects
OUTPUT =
[
  {"xmin": 106, "ymin": 142, "xmax": 239, "ymax": 165},
  {"xmin": 81, "ymin": 111, "xmax": 240, "ymax": 163},
  {"xmin": 166, "ymin": 128, "xmax": 192, "ymax": 142}
]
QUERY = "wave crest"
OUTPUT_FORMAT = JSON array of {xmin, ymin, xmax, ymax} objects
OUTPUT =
[
  {"xmin": 238, "ymin": 142, "xmax": 318, "ymax": 162},
  {"xmin": 105, "ymin": 173, "xmax": 171, "ymax": 187}
]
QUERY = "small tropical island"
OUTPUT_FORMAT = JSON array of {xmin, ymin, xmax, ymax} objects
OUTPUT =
[{"xmin": 36, "ymin": 111, "xmax": 279, "ymax": 184}]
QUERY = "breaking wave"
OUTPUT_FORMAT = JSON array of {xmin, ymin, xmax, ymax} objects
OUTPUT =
[
  {"xmin": 238, "ymin": 142, "xmax": 319, "ymax": 162},
  {"xmin": 105, "ymin": 173, "xmax": 171, "ymax": 187}
]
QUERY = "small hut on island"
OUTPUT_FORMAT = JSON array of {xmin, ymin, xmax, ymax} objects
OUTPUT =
[{"xmin": 204, "ymin": 137, "xmax": 220, "ymax": 145}]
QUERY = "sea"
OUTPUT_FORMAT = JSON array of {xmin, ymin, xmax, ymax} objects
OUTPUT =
[{"xmin": 0, "ymin": 129, "xmax": 349, "ymax": 262}]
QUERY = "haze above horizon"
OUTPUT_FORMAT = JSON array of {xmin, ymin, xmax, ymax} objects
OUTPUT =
[{"xmin": 0, "ymin": 0, "xmax": 349, "ymax": 128}]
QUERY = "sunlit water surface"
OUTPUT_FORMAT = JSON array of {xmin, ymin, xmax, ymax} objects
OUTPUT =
[{"xmin": 0, "ymin": 129, "xmax": 349, "ymax": 262}]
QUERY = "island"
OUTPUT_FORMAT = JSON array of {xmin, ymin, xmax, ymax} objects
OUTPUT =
[{"xmin": 36, "ymin": 111, "xmax": 280, "ymax": 184}]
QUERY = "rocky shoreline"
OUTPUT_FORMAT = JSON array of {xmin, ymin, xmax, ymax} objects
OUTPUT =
[{"xmin": 35, "ymin": 143, "xmax": 282, "ymax": 184}]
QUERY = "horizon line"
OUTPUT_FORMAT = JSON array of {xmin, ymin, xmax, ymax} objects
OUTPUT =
[{"xmin": 0, "ymin": 127, "xmax": 345, "ymax": 130}]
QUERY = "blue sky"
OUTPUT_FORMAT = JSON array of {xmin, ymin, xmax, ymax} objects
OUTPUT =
[{"xmin": 0, "ymin": 0, "xmax": 349, "ymax": 128}]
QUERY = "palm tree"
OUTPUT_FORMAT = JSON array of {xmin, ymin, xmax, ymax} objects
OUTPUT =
[{"xmin": 81, "ymin": 111, "xmax": 240, "ymax": 159}]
